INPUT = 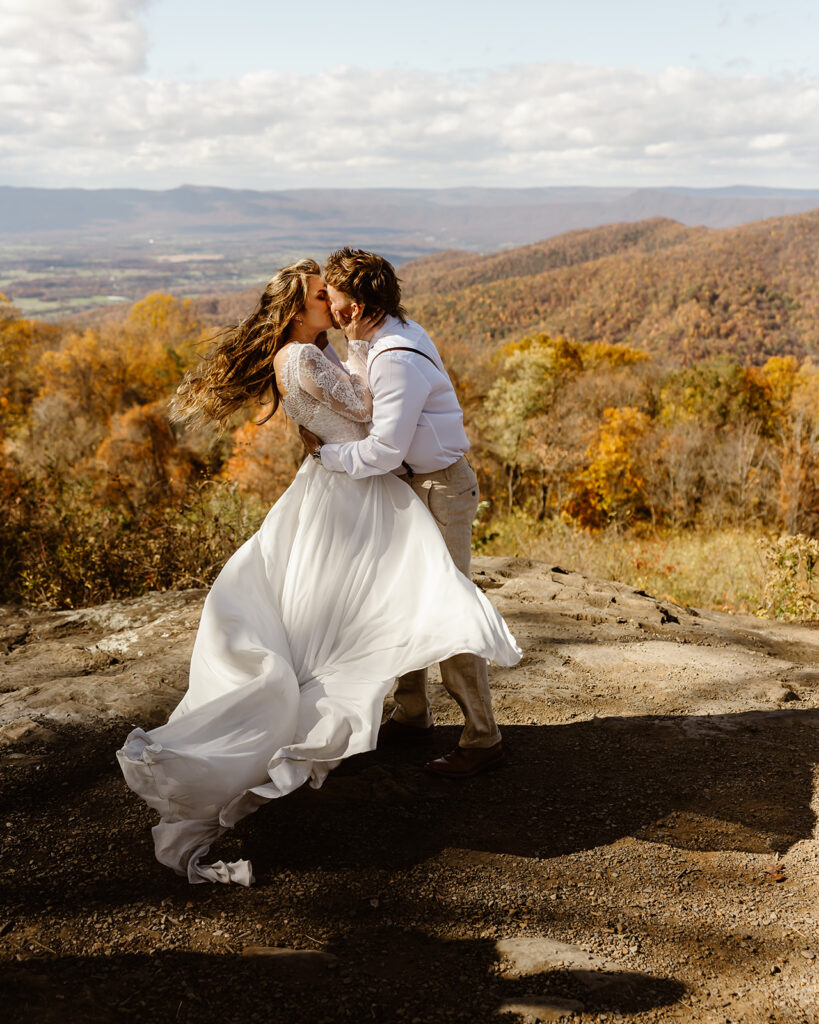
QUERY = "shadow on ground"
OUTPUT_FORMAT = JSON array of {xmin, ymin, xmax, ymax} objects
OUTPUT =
[
  {"xmin": 1, "ymin": 709, "xmax": 817, "ymax": 905},
  {"xmin": 1, "ymin": 935, "xmax": 687, "ymax": 1024},
  {"xmin": 247, "ymin": 708, "xmax": 819, "ymax": 871},
  {"xmin": 1, "ymin": 709, "xmax": 816, "ymax": 1022}
]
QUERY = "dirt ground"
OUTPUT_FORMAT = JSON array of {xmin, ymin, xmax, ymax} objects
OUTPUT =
[{"xmin": 1, "ymin": 557, "xmax": 818, "ymax": 1024}]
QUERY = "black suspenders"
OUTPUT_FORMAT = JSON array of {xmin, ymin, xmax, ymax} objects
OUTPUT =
[{"xmin": 368, "ymin": 345, "xmax": 443, "ymax": 478}]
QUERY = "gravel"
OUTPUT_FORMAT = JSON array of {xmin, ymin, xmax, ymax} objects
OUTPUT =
[{"xmin": 1, "ymin": 558, "xmax": 818, "ymax": 1023}]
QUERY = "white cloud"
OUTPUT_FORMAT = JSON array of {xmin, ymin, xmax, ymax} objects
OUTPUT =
[
  {"xmin": 749, "ymin": 133, "xmax": 788, "ymax": 150},
  {"xmin": 0, "ymin": 12, "xmax": 817, "ymax": 191},
  {"xmin": 0, "ymin": 0, "xmax": 150, "ymax": 74}
]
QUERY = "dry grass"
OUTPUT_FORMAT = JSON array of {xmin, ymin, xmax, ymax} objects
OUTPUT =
[{"xmin": 476, "ymin": 513, "xmax": 769, "ymax": 614}]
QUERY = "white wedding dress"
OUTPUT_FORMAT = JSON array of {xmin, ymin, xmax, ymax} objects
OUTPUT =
[{"xmin": 117, "ymin": 340, "xmax": 521, "ymax": 885}]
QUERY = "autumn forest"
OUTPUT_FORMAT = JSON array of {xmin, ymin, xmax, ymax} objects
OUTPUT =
[{"xmin": 1, "ymin": 213, "xmax": 817, "ymax": 618}]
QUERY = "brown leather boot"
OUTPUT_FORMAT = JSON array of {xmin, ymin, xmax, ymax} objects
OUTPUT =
[{"xmin": 424, "ymin": 741, "xmax": 503, "ymax": 778}]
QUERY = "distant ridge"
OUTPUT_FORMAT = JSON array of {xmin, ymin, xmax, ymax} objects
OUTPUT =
[
  {"xmin": 399, "ymin": 218, "xmax": 699, "ymax": 295},
  {"xmin": 2, "ymin": 184, "xmax": 819, "ymax": 255},
  {"xmin": 187, "ymin": 210, "xmax": 819, "ymax": 368}
]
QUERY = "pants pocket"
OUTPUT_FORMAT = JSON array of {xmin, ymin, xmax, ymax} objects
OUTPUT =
[{"xmin": 427, "ymin": 478, "xmax": 479, "ymax": 528}]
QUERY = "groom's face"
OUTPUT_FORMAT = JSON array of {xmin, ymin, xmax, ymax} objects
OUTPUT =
[{"xmin": 326, "ymin": 284, "xmax": 358, "ymax": 328}]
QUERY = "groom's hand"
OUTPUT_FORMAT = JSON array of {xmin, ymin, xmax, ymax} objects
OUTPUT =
[
  {"xmin": 345, "ymin": 309, "xmax": 386, "ymax": 343},
  {"xmin": 299, "ymin": 425, "xmax": 322, "ymax": 457}
]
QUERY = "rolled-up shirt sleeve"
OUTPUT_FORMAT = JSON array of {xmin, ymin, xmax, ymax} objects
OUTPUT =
[{"xmin": 320, "ymin": 354, "xmax": 431, "ymax": 478}]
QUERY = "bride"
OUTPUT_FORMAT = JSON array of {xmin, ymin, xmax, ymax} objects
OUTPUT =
[{"xmin": 117, "ymin": 258, "xmax": 521, "ymax": 885}]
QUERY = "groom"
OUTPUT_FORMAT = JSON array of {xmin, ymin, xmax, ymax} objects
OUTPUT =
[{"xmin": 299, "ymin": 247, "xmax": 502, "ymax": 778}]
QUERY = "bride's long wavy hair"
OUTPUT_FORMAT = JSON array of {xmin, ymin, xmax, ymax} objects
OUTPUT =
[{"xmin": 172, "ymin": 258, "xmax": 321, "ymax": 429}]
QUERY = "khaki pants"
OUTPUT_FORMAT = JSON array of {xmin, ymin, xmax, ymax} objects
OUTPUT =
[{"xmin": 392, "ymin": 457, "xmax": 501, "ymax": 749}]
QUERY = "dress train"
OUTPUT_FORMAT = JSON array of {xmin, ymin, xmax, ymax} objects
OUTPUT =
[{"xmin": 117, "ymin": 458, "xmax": 521, "ymax": 883}]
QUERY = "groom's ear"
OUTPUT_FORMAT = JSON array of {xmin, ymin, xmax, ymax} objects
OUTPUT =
[{"xmin": 350, "ymin": 300, "xmax": 364, "ymax": 318}]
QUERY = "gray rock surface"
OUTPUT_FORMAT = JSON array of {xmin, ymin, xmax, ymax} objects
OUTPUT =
[{"xmin": 2, "ymin": 557, "xmax": 817, "ymax": 743}]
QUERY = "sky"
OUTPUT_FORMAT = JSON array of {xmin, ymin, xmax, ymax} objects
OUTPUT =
[{"xmin": 1, "ymin": 0, "xmax": 818, "ymax": 191}]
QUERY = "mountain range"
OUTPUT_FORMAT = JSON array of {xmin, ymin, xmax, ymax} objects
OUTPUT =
[
  {"xmin": 402, "ymin": 212, "xmax": 819, "ymax": 365},
  {"xmin": 193, "ymin": 210, "xmax": 819, "ymax": 367},
  {"xmin": 3, "ymin": 184, "xmax": 819, "ymax": 256},
  {"xmin": 4, "ymin": 185, "xmax": 819, "ymax": 366}
]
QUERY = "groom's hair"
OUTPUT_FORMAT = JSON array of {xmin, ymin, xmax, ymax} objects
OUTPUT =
[{"xmin": 324, "ymin": 248, "xmax": 408, "ymax": 324}]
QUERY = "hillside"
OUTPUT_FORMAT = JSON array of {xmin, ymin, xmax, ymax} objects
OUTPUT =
[
  {"xmin": 404, "ymin": 211, "xmax": 819, "ymax": 364},
  {"xmin": 171, "ymin": 210, "xmax": 819, "ymax": 369},
  {"xmin": 188, "ymin": 211, "xmax": 819, "ymax": 366},
  {"xmin": 399, "ymin": 219, "xmax": 702, "ymax": 296}
]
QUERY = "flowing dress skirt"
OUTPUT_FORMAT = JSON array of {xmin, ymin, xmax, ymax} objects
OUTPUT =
[{"xmin": 117, "ymin": 460, "xmax": 521, "ymax": 884}]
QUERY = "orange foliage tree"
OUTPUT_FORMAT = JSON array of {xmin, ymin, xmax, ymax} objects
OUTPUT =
[
  {"xmin": 223, "ymin": 415, "xmax": 304, "ymax": 505},
  {"xmin": 37, "ymin": 293, "xmax": 204, "ymax": 426},
  {"xmin": 0, "ymin": 294, "xmax": 61, "ymax": 428},
  {"xmin": 93, "ymin": 401, "xmax": 205, "ymax": 508}
]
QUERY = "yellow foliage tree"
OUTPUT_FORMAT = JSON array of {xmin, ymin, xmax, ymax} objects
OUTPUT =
[
  {"xmin": 482, "ymin": 335, "xmax": 584, "ymax": 511},
  {"xmin": 565, "ymin": 406, "xmax": 650, "ymax": 529},
  {"xmin": 776, "ymin": 360, "xmax": 819, "ymax": 533},
  {"xmin": 481, "ymin": 334, "xmax": 651, "ymax": 514},
  {"xmin": 37, "ymin": 293, "xmax": 204, "ymax": 425},
  {"xmin": 760, "ymin": 355, "xmax": 799, "ymax": 413},
  {"xmin": 0, "ymin": 294, "xmax": 60, "ymax": 427},
  {"xmin": 126, "ymin": 292, "xmax": 202, "ymax": 348}
]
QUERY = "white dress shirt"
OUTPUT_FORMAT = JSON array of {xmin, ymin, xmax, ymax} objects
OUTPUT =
[{"xmin": 319, "ymin": 316, "xmax": 470, "ymax": 479}]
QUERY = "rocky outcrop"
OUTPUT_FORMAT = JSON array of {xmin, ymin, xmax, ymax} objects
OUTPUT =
[{"xmin": 2, "ymin": 557, "xmax": 817, "ymax": 747}]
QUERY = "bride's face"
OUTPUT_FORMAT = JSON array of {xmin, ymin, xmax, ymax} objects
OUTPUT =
[{"xmin": 297, "ymin": 275, "xmax": 333, "ymax": 335}]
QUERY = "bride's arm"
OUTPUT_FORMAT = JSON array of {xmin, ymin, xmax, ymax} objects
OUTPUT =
[
  {"xmin": 295, "ymin": 344, "xmax": 373, "ymax": 422},
  {"xmin": 343, "ymin": 336, "xmax": 369, "ymax": 378}
]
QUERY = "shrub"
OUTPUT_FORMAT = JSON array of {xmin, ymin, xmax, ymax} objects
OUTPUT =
[
  {"xmin": 756, "ymin": 533, "xmax": 819, "ymax": 621},
  {"xmin": 0, "ymin": 469, "xmax": 266, "ymax": 607}
]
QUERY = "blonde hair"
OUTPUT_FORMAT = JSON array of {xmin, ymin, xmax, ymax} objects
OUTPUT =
[{"xmin": 172, "ymin": 258, "xmax": 321, "ymax": 429}]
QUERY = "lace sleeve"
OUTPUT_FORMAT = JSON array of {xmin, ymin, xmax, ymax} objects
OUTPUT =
[{"xmin": 296, "ymin": 344, "xmax": 373, "ymax": 422}]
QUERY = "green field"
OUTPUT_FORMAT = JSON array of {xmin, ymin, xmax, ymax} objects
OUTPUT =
[{"xmin": 0, "ymin": 240, "xmax": 306, "ymax": 320}]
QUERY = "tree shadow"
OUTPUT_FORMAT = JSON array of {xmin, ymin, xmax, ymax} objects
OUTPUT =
[
  {"xmin": 0, "ymin": 718, "xmax": 180, "ymax": 911},
  {"xmin": 0, "ymin": 932, "xmax": 687, "ymax": 1024}
]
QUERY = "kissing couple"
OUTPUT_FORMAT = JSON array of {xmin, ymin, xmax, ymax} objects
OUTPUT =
[{"xmin": 117, "ymin": 248, "xmax": 521, "ymax": 885}]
